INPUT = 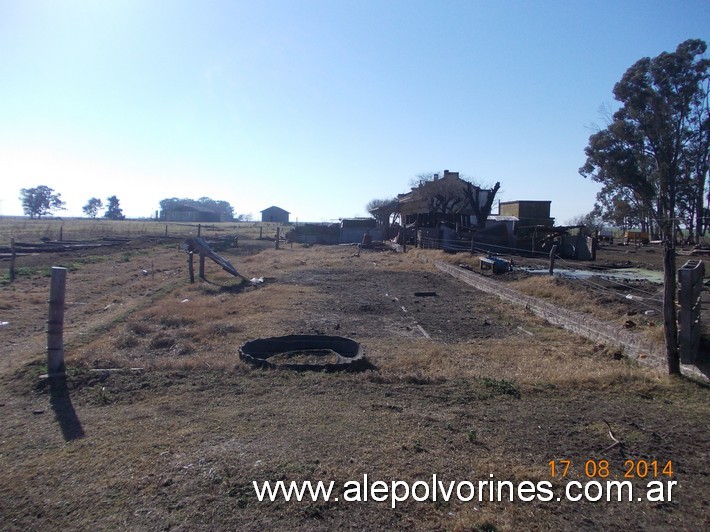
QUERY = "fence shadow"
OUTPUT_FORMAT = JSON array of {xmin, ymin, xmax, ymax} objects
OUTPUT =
[{"xmin": 49, "ymin": 376, "xmax": 85, "ymax": 441}]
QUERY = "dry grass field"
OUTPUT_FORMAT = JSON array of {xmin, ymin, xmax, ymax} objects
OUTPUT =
[{"xmin": 0, "ymin": 219, "xmax": 708, "ymax": 530}]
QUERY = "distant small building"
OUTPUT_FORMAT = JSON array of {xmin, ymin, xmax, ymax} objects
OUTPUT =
[
  {"xmin": 339, "ymin": 218, "xmax": 382, "ymax": 244},
  {"xmin": 498, "ymin": 201, "xmax": 554, "ymax": 228},
  {"xmin": 261, "ymin": 206, "xmax": 290, "ymax": 223},
  {"xmin": 162, "ymin": 204, "xmax": 222, "ymax": 223}
]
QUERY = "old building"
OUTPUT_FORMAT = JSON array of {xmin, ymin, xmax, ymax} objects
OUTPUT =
[
  {"xmin": 397, "ymin": 171, "xmax": 468, "ymax": 228},
  {"xmin": 339, "ymin": 218, "xmax": 383, "ymax": 244},
  {"xmin": 260, "ymin": 206, "xmax": 290, "ymax": 223},
  {"xmin": 498, "ymin": 200, "xmax": 555, "ymax": 229},
  {"xmin": 162, "ymin": 204, "xmax": 222, "ymax": 223}
]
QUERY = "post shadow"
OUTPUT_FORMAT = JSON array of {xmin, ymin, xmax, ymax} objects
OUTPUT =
[{"xmin": 49, "ymin": 376, "xmax": 85, "ymax": 441}]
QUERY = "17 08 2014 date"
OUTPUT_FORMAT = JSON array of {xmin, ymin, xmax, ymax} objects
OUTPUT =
[{"xmin": 548, "ymin": 459, "xmax": 673, "ymax": 479}]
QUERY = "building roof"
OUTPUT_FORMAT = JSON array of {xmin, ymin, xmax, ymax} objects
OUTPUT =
[
  {"xmin": 499, "ymin": 200, "xmax": 551, "ymax": 206},
  {"xmin": 341, "ymin": 218, "xmax": 377, "ymax": 228},
  {"xmin": 487, "ymin": 215, "xmax": 519, "ymax": 222},
  {"xmin": 168, "ymin": 203, "xmax": 220, "ymax": 213},
  {"xmin": 260, "ymin": 205, "xmax": 290, "ymax": 214},
  {"xmin": 397, "ymin": 173, "xmax": 474, "ymax": 215}
]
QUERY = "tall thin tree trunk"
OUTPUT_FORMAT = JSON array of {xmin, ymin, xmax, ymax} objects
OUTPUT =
[
  {"xmin": 663, "ymin": 237, "xmax": 680, "ymax": 375},
  {"xmin": 696, "ymin": 167, "xmax": 708, "ymax": 242}
]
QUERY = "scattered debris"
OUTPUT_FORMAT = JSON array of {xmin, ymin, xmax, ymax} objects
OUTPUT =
[
  {"xmin": 601, "ymin": 419, "xmax": 622, "ymax": 453},
  {"xmin": 479, "ymin": 255, "xmax": 513, "ymax": 274},
  {"xmin": 416, "ymin": 324, "xmax": 431, "ymax": 339}
]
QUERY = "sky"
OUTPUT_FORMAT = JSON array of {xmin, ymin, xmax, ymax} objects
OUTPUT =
[{"xmin": 1, "ymin": 0, "xmax": 708, "ymax": 224}]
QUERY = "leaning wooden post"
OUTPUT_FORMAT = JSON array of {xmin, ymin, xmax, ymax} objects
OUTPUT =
[
  {"xmin": 9, "ymin": 238, "xmax": 16, "ymax": 283},
  {"xmin": 47, "ymin": 267, "xmax": 67, "ymax": 377},
  {"xmin": 549, "ymin": 244, "xmax": 558, "ymax": 275}
]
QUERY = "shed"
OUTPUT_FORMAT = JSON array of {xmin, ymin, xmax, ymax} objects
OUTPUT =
[
  {"xmin": 498, "ymin": 201, "xmax": 554, "ymax": 228},
  {"xmin": 261, "ymin": 206, "xmax": 290, "ymax": 223},
  {"xmin": 162, "ymin": 204, "xmax": 222, "ymax": 223},
  {"xmin": 339, "ymin": 218, "xmax": 382, "ymax": 244}
]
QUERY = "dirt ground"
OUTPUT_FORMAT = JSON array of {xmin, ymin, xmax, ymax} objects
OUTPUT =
[{"xmin": 1, "ymin": 233, "xmax": 708, "ymax": 530}]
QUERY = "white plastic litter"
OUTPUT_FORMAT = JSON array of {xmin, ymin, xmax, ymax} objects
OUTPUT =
[{"xmin": 250, "ymin": 277, "xmax": 264, "ymax": 284}]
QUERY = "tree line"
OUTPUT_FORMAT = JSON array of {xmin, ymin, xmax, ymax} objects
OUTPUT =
[
  {"xmin": 158, "ymin": 197, "xmax": 235, "ymax": 220},
  {"xmin": 18, "ymin": 186, "xmax": 125, "ymax": 220},
  {"xmin": 18, "ymin": 186, "xmax": 241, "ymax": 221}
]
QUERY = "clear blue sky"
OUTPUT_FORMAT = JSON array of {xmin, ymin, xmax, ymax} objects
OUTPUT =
[{"xmin": 1, "ymin": 0, "xmax": 708, "ymax": 223}]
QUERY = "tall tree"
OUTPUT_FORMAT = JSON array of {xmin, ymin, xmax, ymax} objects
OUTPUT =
[
  {"xmin": 684, "ymin": 86, "xmax": 710, "ymax": 242},
  {"xmin": 366, "ymin": 198, "xmax": 398, "ymax": 226},
  {"xmin": 104, "ymin": 195, "xmax": 125, "ymax": 220},
  {"xmin": 19, "ymin": 185, "xmax": 66, "ymax": 219},
  {"xmin": 82, "ymin": 197, "xmax": 103, "ymax": 218},
  {"xmin": 593, "ymin": 184, "xmax": 650, "ymax": 232},
  {"xmin": 462, "ymin": 181, "xmax": 501, "ymax": 229},
  {"xmin": 580, "ymin": 39, "xmax": 710, "ymax": 375}
]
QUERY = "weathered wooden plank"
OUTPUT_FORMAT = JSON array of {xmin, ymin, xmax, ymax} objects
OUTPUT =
[{"xmin": 183, "ymin": 237, "xmax": 244, "ymax": 279}]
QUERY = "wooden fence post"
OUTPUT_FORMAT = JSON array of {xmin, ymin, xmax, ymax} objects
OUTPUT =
[
  {"xmin": 165, "ymin": 224, "xmax": 168, "ymax": 237},
  {"xmin": 549, "ymin": 244, "xmax": 558, "ymax": 275},
  {"xmin": 275, "ymin": 227, "xmax": 280, "ymax": 250},
  {"xmin": 198, "ymin": 224, "xmax": 202, "ymax": 237},
  {"xmin": 199, "ymin": 253, "xmax": 206, "ymax": 280},
  {"xmin": 9, "ymin": 238, "xmax": 16, "ymax": 283},
  {"xmin": 188, "ymin": 251, "xmax": 195, "ymax": 283},
  {"xmin": 679, "ymin": 259, "xmax": 704, "ymax": 364},
  {"xmin": 47, "ymin": 267, "xmax": 67, "ymax": 376}
]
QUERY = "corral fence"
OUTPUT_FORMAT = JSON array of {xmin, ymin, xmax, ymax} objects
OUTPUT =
[{"xmin": 0, "ymin": 218, "xmax": 280, "ymax": 246}]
